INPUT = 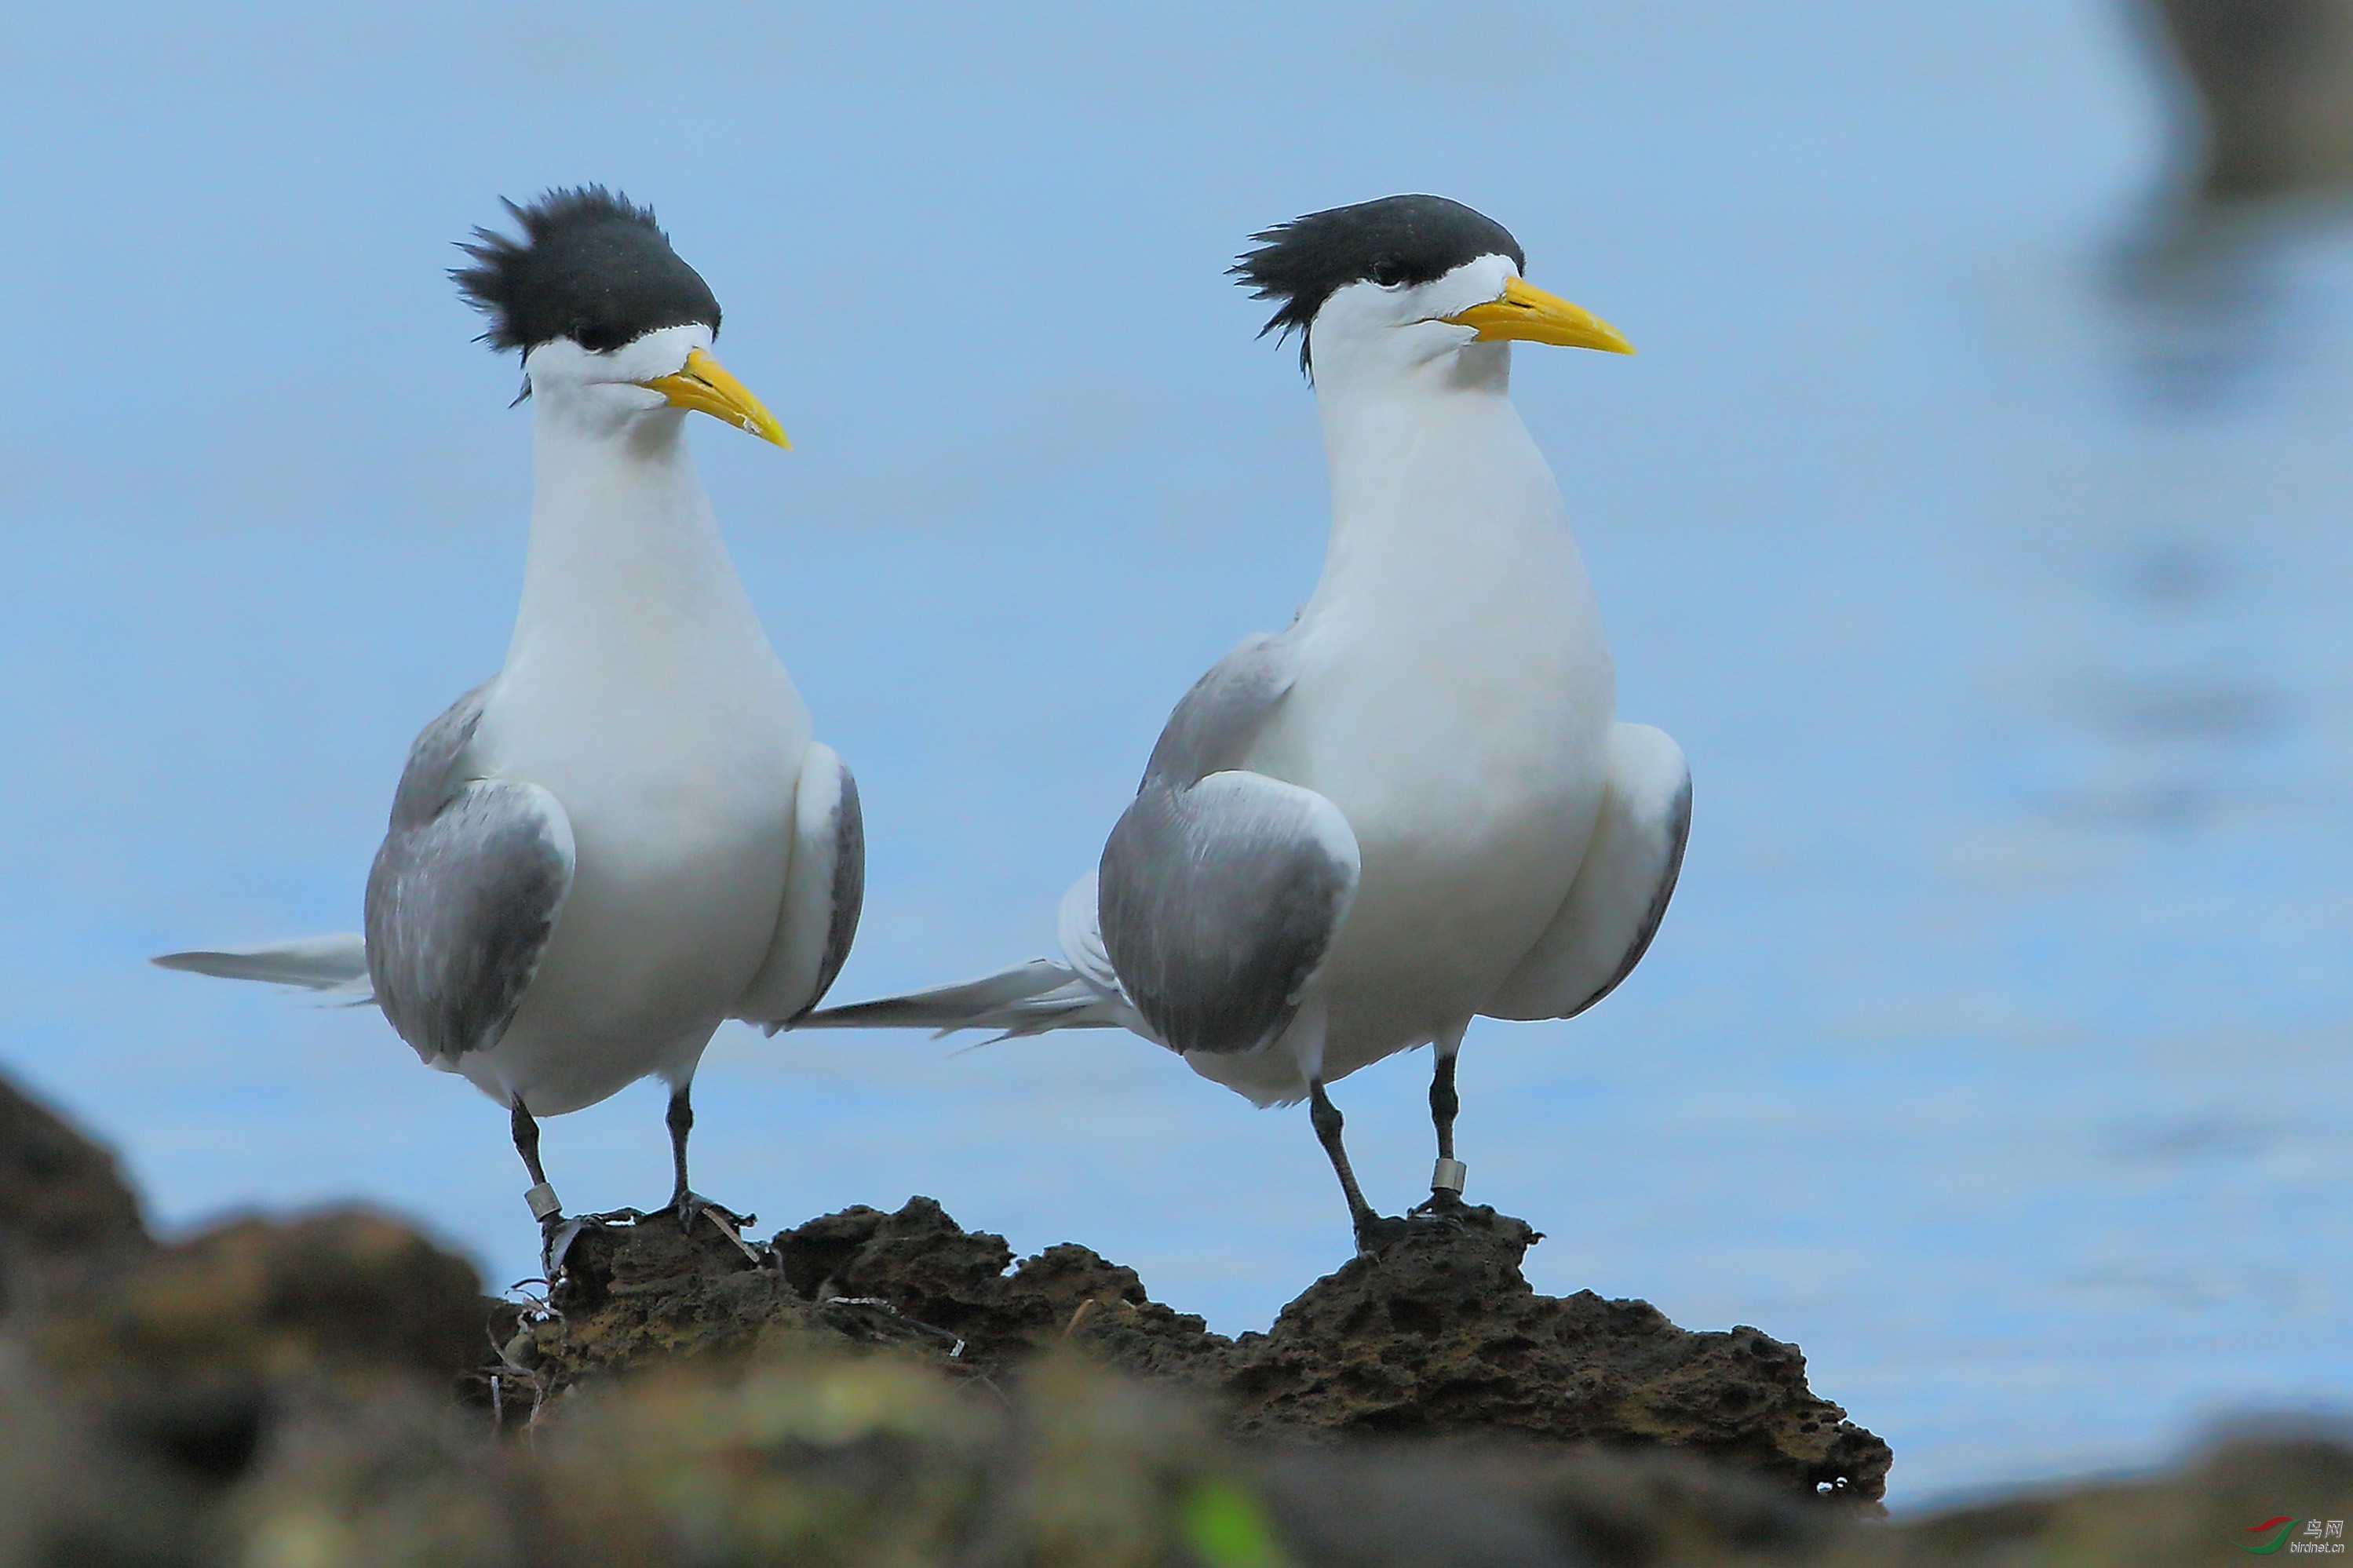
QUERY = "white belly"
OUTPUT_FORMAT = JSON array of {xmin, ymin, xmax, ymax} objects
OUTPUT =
[
  {"xmin": 458, "ymin": 651, "xmax": 812, "ymax": 1114},
  {"xmin": 1245, "ymin": 550, "xmax": 1614, "ymax": 1084}
]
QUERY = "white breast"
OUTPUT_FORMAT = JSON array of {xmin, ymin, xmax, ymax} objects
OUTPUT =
[
  {"xmin": 1248, "ymin": 379, "xmax": 1616, "ymax": 1078},
  {"xmin": 457, "ymin": 403, "xmax": 811, "ymax": 1113}
]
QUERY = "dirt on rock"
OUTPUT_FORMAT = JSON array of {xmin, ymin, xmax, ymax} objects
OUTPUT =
[
  {"xmin": 1205, "ymin": 1207, "xmax": 1888, "ymax": 1501},
  {"xmin": 520, "ymin": 1194, "xmax": 1888, "ymax": 1504},
  {"xmin": 13, "ymin": 1066, "xmax": 2340, "ymax": 1566}
]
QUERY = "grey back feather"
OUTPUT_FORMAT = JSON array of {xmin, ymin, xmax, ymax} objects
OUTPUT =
[
  {"xmin": 364, "ymin": 687, "xmax": 575, "ymax": 1065},
  {"xmin": 797, "ymin": 959, "xmax": 1123, "ymax": 1036},
  {"xmin": 1141, "ymin": 633, "xmax": 1296, "ymax": 787},
  {"xmin": 1100, "ymin": 631, "xmax": 1360, "ymax": 1056},
  {"xmin": 1100, "ymin": 774, "xmax": 1357, "ymax": 1056}
]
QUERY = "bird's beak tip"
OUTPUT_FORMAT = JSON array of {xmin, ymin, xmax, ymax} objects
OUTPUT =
[
  {"xmin": 644, "ymin": 347, "xmax": 791, "ymax": 449},
  {"xmin": 1445, "ymin": 277, "xmax": 1633, "ymax": 356}
]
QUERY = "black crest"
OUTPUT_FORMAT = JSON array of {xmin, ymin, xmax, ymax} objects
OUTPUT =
[
  {"xmin": 1232, "ymin": 195, "xmax": 1523, "ymax": 374},
  {"xmin": 452, "ymin": 187, "xmax": 721, "ymax": 358}
]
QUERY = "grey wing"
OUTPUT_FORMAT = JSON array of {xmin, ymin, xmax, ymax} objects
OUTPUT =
[
  {"xmin": 1141, "ymin": 629, "xmax": 1297, "ymax": 786},
  {"xmin": 1101, "ymin": 623, "xmax": 1361, "ymax": 1055},
  {"xmin": 1484, "ymin": 723, "xmax": 1691, "ymax": 1022},
  {"xmin": 1099, "ymin": 771, "xmax": 1359, "ymax": 1055},
  {"xmin": 737, "ymin": 742, "xmax": 866, "ymax": 1030},
  {"xmin": 363, "ymin": 687, "xmax": 576, "ymax": 1065}
]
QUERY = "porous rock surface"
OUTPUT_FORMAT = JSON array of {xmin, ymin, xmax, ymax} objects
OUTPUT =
[
  {"xmin": 519, "ymin": 1195, "xmax": 1889, "ymax": 1502},
  {"xmin": 7, "ymin": 1065, "xmax": 2346, "ymax": 1566}
]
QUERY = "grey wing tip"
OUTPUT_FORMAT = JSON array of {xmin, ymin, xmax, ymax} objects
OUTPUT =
[
  {"xmin": 156, "ymin": 934, "xmax": 375, "ymax": 994},
  {"xmin": 151, "ymin": 950, "xmax": 252, "ymax": 978},
  {"xmin": 790, "ymin": 960, "xmax": 1119, "ymax": 1036}
]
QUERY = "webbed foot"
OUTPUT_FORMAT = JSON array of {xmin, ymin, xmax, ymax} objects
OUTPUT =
[
  {"xmin": 539, "ymin": 1206, "xmax": 650, "ymax": 1278},
  {"xmin": 1355, "ymin": 1202, "xmax": 1472, "ymax": 1257},
  {"xmin": 1409, "ymin": 1187, "xmax": 1469, "ymax": 1221},
  {"xmin": 670, "ymin": 1191, "xmax": 763, "ymax": 1261}
]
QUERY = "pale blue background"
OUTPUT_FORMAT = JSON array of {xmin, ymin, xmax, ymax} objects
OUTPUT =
[{"xmin": 2, "ymin": 2, "xmax": 2348, "ymax": 1506}]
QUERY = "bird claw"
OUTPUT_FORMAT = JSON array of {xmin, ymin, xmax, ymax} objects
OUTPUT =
[
  {"xmin": 671, "ymin": 1191, "xmax": 763, "ymax": 1261},
  {"xmin": 1409, "ymin": 1188, "xmax": 1470, "ymax": 1221},
  {"xmin": 1354, "ymin": 1203, "xmax": 1471, "ymax": 1256},
  {"xmin": 537, "ymin": 1206, "xmax": 653, "ymax": 1279},
  {"xmin": 539, "ymin": 1213, "xmax": 590, "ymax": 1279}
]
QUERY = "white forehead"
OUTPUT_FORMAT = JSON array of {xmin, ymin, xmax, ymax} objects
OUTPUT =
[
  {"xmin": 1311, "ymin": 252, "xmax": 1520, "ymax": 334},
  {"xmin": 523, "ymin": 321, "xmax": 713, "ymax": 387}
]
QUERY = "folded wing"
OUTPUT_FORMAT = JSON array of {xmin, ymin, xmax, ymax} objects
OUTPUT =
[
  {"xmin": 1097, "ymin": 629, "xmax": 1360, "ymax": 1056},
  {"xmin": 1484, "ymin": 722, "xmax": 1690, "ymax": 1022},
  {"xmin": 738, "ymin": 742, "xmax": 866, "ymax": 1031},
  {"xmin": 363, "ymin": 687, "xmax": 576, "ymax": 1067}
]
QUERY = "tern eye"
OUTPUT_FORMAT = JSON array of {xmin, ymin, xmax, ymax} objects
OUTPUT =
[
  {"xmin": 1368, "ymin": 258, "xmax": 1406, "ymax": 289},
  {"xmin": 571, "ymin": 317, "xmax": 624, "ymax": 353}
]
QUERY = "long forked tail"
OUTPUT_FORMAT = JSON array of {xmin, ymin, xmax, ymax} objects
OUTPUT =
[
  {"xmin": 793, "ymin": 958, "xmax": 1130, "ymax": 1039},
  {"xmin": 151, "ymin": 935, "xmax": 374, "ymax": 1001},
  {"xmin": 794, "ymin": 874, "xmax": 1142, "ymax": 1041}
]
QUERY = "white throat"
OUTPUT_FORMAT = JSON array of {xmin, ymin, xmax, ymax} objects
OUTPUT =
[
  {"xmin": 513, "ymin": 403, "xmax": 734, "ymax": 654},
  {"xmin": 1308, "ymin": 337, "xmax": 1589, "ymax": 618},
  {"xmin": 503, "ymin": 342, "xmax": 776, "ymax": 691}
]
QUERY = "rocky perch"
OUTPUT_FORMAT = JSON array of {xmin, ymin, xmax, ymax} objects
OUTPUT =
[
  {"xmin": 513, "ymin": 1194, "xmax": 1888, "ymax": 1504},
  {"xmin": 5, "ymin": 1069, "xmax": 2348, "ymax": 1566}
]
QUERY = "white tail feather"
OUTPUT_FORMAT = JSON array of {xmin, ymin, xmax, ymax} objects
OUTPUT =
[
  {"xmin": 152, "ymin": 934, "xmax": 374, "ymax": 999},
  {"xmin": 793, "ymin": 957, "xmax": 1136, "ymax": 1039},
  {"xmin": 792, "ymin": 873, "xmax": 1147, "ymax": 1042}
]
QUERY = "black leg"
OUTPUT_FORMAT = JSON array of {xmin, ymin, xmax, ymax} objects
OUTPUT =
[
  {"xmin": 659, "ymin": 1082, "xmax": 759, "ymax": 1257},
  {"xmin": 1308, "ymin": 1079, "xmax": 1382, "ymax": 1239},
  {"xmin": 512, "ymin": 1097, "xmax": 548, "ymax": 1185},
  {"xmin": 666, "ymin": 1082, "xmax": 695, "ymax": 1214},
  {"xmin": 1430, "ymin": 1049, "xmax": 1460, "ymax": 1164},
  {"xmin": 513, "ymin": 1096, "xmax": 565, "ymax": 1234}
]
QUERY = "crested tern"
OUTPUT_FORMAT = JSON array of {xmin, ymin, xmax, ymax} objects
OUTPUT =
[
  {"xmin": 801, "ymin": 195, "xmax": 1687, "ymax": 1249},
  {"xmin": 156, "ymin": 188, "xmax": 864, "ymax": 1251}
]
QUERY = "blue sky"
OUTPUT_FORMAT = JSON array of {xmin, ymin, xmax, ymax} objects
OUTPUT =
[{"xmin": 5, "ymin": 2, "xmax": 2350, "ymax": 1504}]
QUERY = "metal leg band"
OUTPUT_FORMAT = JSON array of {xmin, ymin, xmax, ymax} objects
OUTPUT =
[
  {"xmin": 1431, "ymin": 1158, "xmax": 1468, "ymax": 1195},
  {"xmin": 524, "ymin": 1181, "xmax": 563, "ymax": 1222}
]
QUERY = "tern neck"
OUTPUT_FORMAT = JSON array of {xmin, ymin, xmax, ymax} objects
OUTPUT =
[
  {"xmin": 1309, "ymin": 345, "xmax": 1584, "ymax": 610},
  {"xmin": 507, "ymin": 403, "xmax": 766, "ymax": 669}
]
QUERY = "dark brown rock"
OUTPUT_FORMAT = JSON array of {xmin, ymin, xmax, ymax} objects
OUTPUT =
[
  {"xmin": 531, "ymin": 1195, "xmax": 1884, "ymax": 1504},
  {"xmin": 40, "ymin": 1209, "xmax": 485, "ymax": 1387},
  {"xmin": 511, "ymin": 1208, "xmax": 832, "ymax": 1398},
  {"xmin": 772, "ymin": 1199, "xmax": 1884, "ymax": 1503},
  {"xmin": 1206, "ymin": 1207, "xmax": 1889, "ymax": 1501},
  {"xmin": 0, "ymin": 1065, "xmax": 2336, "ymax": 1567},
  {"xmin": 1256, "ymin": 1440, "xmax": 1834, "ymax": 1568},
  {"xmin": 0, "ymin": 1194, "xmax": 493, "ymax": 1566},
  {"xmin": 0, "ymin": 1075, "xmax": 148, "ymax": 1313},
  {"xmin": 771, "ymin": 1196, "xmax": 1229, "ymax": 1373}
]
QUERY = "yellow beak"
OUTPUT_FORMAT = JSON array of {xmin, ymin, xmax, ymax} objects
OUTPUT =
[
  {"xmin": 640, "ymin": 346, "xmax": 791, "ymax": 447},
  {"xmin": 1443, "ymin": 276, "xmax": 1634, "ymax": 355}
]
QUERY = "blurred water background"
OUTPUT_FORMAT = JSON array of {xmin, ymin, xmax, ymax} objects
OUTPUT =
[{"xmin": 2, "ymin": 1, "xmax": 2349, "ymax": 1505}]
